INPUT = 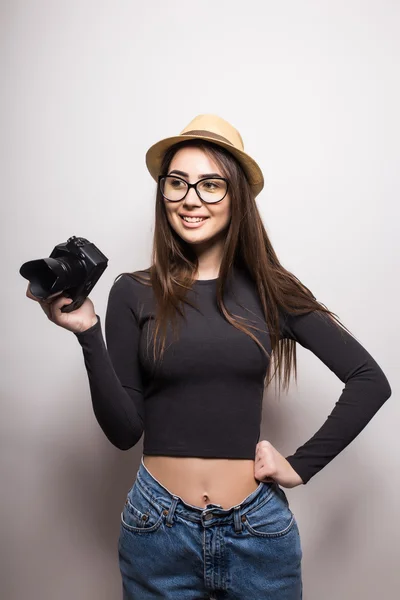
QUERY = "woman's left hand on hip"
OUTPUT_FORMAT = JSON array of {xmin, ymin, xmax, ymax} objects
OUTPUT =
[{"xmin": 254, "ymin": 440, "xmax": 304, "ymax": 488}]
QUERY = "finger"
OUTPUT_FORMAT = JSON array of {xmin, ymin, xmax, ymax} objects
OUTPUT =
[{"xmin": 53, "ymin": 296, "xmax": 73, "ymax": 310}]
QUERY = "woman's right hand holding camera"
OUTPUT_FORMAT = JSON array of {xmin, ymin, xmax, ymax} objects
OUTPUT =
[{"xmin": 26, "ymin": 284, "xmax": 98, "ymax": 334}]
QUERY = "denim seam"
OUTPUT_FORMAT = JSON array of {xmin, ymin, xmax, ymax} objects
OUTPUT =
[{"xmin": 243, "ymin": 513, "xmax": 295, "ymax": 538}]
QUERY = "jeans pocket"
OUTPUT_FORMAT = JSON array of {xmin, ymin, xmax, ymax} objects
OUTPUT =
[
  {"xmin": 120, "ymin": 481, "xmax": 165, "ymax": 534},
  {"xmin": 242, "ymin": 484, "xmax": 296, "ymax": 538}
]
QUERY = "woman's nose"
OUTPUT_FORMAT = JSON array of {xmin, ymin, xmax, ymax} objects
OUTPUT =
[{"xmin": 183, "ymin": 186, "xmax": 202, "ymax": 206}]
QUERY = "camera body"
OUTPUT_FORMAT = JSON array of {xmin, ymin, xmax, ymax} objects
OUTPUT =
[{"xmin": 20, "ymin": 236, "xmax": 108, "ymax": 313}]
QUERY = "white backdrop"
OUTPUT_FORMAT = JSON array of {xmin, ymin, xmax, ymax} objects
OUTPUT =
[{"xmin": 2, "ymin": 1, "xmax": 399, "ymax": 598}]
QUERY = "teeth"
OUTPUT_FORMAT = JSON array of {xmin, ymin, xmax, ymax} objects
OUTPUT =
[{"xmin": 182, "ymin": 216, "xmax": 206, "ymax": 222}]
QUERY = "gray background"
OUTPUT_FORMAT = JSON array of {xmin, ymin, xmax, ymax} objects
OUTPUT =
[{"xmin": 2, "ymin": 1, "xmax": 399, "ymax": 598}]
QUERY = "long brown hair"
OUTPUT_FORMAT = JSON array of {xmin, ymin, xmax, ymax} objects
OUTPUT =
[{"xmin": 116, "ymin": 139, "xmax": 354, "ymax": 395}]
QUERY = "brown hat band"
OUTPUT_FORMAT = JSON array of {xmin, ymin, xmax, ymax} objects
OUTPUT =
[{"xmin": 182, "ymin": 130, "xmax": 234, "ymax": 146}]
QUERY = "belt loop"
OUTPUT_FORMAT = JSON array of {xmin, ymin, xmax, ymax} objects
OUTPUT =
[
  {"xmin": 164, "ymin": 496, "xmax": 179, "ymax": 528},
  {"xmin": 233, "ymin": 505, "xmax": 243, "ymax": 533}
]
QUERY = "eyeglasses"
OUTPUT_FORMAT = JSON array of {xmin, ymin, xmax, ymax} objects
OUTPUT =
[{"xmin": 158, "ymin": 174, "xmax": 229, "ymax": 204}]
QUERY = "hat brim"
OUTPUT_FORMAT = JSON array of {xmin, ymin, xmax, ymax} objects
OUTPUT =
[{"xmin": 145, "ymin": 134, "xmax": 264, "ymax": 197}]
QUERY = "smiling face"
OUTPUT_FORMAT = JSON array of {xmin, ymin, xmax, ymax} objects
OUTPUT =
[{"xmin": 162, "ymin": 146, "xmax": 232, "ymax": 249}]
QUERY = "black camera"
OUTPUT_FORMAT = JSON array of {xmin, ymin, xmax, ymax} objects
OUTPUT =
[{"xmin": 19, "ymin": 236, "xmax": 108, "ymax": 313}]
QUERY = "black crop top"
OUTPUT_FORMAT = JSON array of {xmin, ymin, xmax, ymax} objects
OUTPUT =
[{"xmin": 74, "ymin": 265, "xmax": 391, "ymax": 485}]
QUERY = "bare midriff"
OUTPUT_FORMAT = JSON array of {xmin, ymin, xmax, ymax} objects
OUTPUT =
[{"xmin": 142, "ymin": 456, "xmax": 261, "ymax": 510}]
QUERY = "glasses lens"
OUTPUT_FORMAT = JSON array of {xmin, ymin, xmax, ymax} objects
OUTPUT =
[
  {"xmin": 160, "ymin": 176, "xmax": 187, "ymax": 201},
  {"xmin": 197, "ymin": 178, "xmax": 227, "ymax": 203},
  {"xmin": 160, "ymin": 176, "xmax": 227, "ymax": 203}
]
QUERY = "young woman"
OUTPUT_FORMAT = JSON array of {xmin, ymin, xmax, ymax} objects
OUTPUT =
[{"xmin": 27, "ymin": 114, "xmax": 391, "ymax": 599}]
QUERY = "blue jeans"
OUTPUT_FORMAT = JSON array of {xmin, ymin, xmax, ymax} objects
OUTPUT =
[{"xmin": 118, "ymin": 456, "xmax": 303, "ymax": 599}]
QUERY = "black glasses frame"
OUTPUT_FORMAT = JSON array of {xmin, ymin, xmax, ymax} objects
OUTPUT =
[{"xmin": 158, "ymin": 174, "xmax": 229, "ymax": 204}]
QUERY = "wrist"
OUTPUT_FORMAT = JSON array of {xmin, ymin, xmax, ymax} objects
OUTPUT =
[
  {"xmin": 78, "ymin": 317, "xmax": 98, "ymax": 333},
  {"xmin": 284, "ymin": 458, "xmax": 305, "ymax": 487}
]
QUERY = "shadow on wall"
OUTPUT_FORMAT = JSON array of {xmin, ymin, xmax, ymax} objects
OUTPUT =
[{"xmin": 58, "ymin": 433, "xmax": 143, "ymax": 548}]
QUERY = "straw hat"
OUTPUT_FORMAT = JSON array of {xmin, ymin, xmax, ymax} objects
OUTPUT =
[{"xmin": 145, "ymin": 114, "xmax": 264, "ymax": 197}]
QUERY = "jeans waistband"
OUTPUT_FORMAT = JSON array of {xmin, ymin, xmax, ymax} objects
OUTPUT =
[{"xmin": 134, "ymin": 455, "xmax": 277, "ymax": 529}]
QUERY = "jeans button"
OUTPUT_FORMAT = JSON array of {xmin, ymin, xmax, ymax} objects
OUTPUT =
[{"xmin": 204, "ymin": 513, "xmax": 213, "ymax": 520}]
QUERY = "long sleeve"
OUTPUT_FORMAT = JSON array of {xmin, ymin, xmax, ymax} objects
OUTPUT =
[
  {"xmin": 281, "ymin": 309, "xmax": 392, "ymax": 485},
  {"xmin": 74, "ymin": 275, "xmax": 145, "ymax": 450}
]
